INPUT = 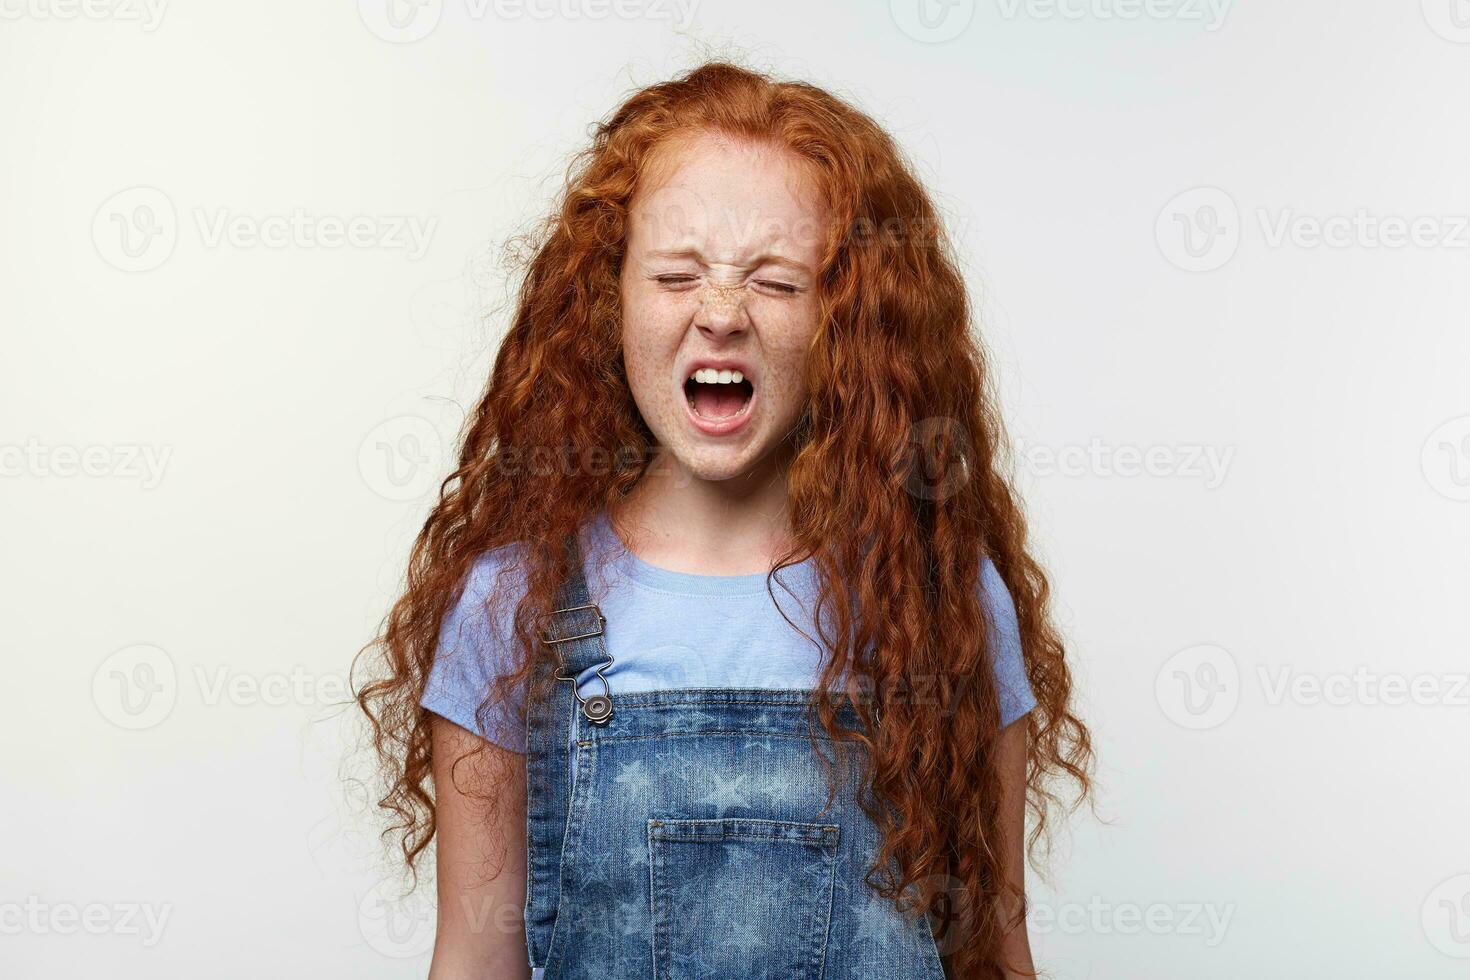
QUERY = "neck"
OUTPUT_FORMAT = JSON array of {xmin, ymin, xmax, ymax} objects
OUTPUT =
[{"xmin": 610, "ymin": 446, "xmax": 798, "ymax": 576}]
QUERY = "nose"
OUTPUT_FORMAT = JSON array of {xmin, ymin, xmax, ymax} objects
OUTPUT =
[{"xmin": 693, "ymin": 281, "xmax": 749, "ymax": 339}]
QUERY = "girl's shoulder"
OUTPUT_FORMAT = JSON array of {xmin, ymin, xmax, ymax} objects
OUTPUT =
[
  {"xmin": 976, "ymin": 555, "xmax": 1034, "ymax": 726},
  {"xmin": 446, "ymin": 511, "xmax": 606, "ymax": 632},
  {"xmin": 458, "ymin": 538, "xmax": 530, "ymax": 598},
  {"xmin": 977, "ymin": 555, "xmax": 1020, "ymax": 633}
]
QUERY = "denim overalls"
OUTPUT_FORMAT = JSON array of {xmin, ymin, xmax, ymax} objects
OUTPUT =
[{"xmin": 524, "ymin": 539, "xmax": 951, "ymax": 979}]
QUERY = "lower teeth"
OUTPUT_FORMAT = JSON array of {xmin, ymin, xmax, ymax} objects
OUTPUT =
[
  {"xmin": 687, "ymin": 402, "xmax": 746, "ymax": 423},
  {"xmin": 689, "ymin": 398, "xmax": 748, "ymax": 420},
  {"xmin": 686, "ymin": 381, "xmax": 753, "ymax": 420}
]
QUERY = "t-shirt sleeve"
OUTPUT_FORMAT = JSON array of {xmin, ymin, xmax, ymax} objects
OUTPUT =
[
  {"xmin": 980, "ymin": 556, "xmax": 1037, "ymax": 728},
  {"xmin": 420, "ymin": 550, "xmax": 529, "ymax": 753}
]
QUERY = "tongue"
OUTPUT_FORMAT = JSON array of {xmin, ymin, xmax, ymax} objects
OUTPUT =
[{"xmin": 691, "ymin": 382, "xmax": 746, "ymax": 418}]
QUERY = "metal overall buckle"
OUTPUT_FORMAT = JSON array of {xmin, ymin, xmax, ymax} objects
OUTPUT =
[{"xmin": 541, "ymin": 602, "xmax": 614, "ymax": 725}]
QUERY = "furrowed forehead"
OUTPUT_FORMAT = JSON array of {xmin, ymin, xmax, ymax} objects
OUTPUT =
[{"xmin": 626, "ymin": 132, "xmax": 830, "ymax": 265}]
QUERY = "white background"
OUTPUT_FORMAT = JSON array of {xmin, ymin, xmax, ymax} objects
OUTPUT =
[{"xmin": 3, "ymin": 1, "xmax": 1469, "ymax": 977}]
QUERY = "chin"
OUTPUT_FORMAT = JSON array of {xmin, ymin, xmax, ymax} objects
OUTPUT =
[{"xmin": 669, "ymin": 443, "xmax": 763, "ymax": 483}]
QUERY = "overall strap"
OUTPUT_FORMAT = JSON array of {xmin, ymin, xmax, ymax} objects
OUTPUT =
[{"xmin": 523, "ymin": 533, "xmax": 613, "ymax": 969}]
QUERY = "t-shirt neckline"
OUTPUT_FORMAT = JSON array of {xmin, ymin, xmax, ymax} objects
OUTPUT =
[{"xmin": 584, "ymin": 507, "xmax": 816, "ymax": 598}]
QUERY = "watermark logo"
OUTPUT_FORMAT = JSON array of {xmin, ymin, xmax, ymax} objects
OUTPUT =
[
  {"xmin": 1422, "ymin": 874, "xmax": 1470, "ymax": 958},
  {"xmin": 1155, "ymin": 643, "xmax": 1239, "ymax": 730},
  {"xmin": 359, "ymin": 878, "xmax": 436, "ymax": 957},
  {"xmin": 903, "ymin": 417, "xmax": 974, "ymax": 501},
  {"xmin": 358, "ymin": 0, "xmax": 443, "ymax": 42},
  {"xmin": 1156, "ymin": 187, "xmax": 1240, "ymax": 272},
  {"xmin": 92, "ymin": 644, "xmax": 178, "ymax": 730},
  {"xmin": 93, "ymin": 186, "xmax": 177, "ymax": 273},
  {"xmin": 358, "ymin": 415, "xmax": 446, "ymax": 502},
  {"xmin": 908, "ymin": 873, "xmax": 976, "ymax": 955},
  {"xmin": 890, "ymin": 0, "xmax": 977, "ymax": 43},
  {"xmin": 1421, "ymin": 0, "xmax": 1470, "ymax": 43},
  {"xmin": 1422, "ymin": 415, "xmax": 1470, "ymax": 502}
]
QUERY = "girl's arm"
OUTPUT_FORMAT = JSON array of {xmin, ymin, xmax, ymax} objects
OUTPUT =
[
  {"xmin": 996, "ymin": 717, "xmax": 1037, "ymax": 979},
  {"xmin": 426, "ymin": 714, "xmax": 533, "ymax": 980}
]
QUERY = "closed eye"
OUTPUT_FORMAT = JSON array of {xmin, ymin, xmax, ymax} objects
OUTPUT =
[
  {"xmin": 653, "ymin": 275, "xmax": 800, "ymax": 295},
  {"xmin": 755, "ymin": 281, "xmax": 799, "ymax": 295}
]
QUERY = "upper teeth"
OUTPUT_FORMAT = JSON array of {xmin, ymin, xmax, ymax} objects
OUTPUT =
[{"xmin": 691, "ymin": 368, "xmax": 743, "ymax": 384}]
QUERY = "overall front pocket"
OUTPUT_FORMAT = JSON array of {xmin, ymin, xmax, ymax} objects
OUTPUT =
[{"xmin": 648, "ymin": 817, "xmax": 840, "ymax": 980}]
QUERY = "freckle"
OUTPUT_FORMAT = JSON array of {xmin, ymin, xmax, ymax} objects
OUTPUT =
[{"xmin": 701, "ymin": 282, "xmax": 745, "ymax": 316}]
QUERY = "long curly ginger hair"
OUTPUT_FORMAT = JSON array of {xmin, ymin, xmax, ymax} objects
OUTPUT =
[{"xmin": 354, "ymin": 59, "xmax": 1092, "ymax": 979}]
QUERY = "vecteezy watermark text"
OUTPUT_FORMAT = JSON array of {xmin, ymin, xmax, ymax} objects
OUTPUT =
[
  {"xmin": 1256, "ymin": 208, "xmax": 1470, "ymax": 251},
  {"xmin": 890, "ymin": 0, "xmax": 1230, "ymax": 44},
  {"xmin": 0, "ymin": 0, "xmax": 167, "ymax": 30},
  {"xmin": 192, "ymin": 208, "xmax": 435, "ymax": 259},
  {"xmin": 0, "ymin": 897, "xmax": 171, "ymax": 946},
  {"xmin": 1, "ymin": 439, "xmax": 171, "ymax": 489},
  {"xmin": 356, "ymin": 0, "xmax": 699, "ymax": 43},
  {"xmin": 1157, "ymin": 643, "xmax": 1470, "ymax": 730},
  {"xmin": 1028, "ymin": 896, "xmax": 1235, "ymax": 947},
  {"xmin": 994, "ymin": 0, "xmax": 1230, "ymax": 30},
  {"xmin": 1016, "ymin": 438, "xmax": 1235, "ymax": 488},
  {"xmin": 93, "ymin": 187, "xmax": 437, "ymax": 272},
  {"xmin": 1258, "ymin": 666, "xmax": 1470, "ymax": 708},
  {"xmin": 93, "ymin": 644, "xmax": 351, "ymax": 730},
  {"xmin": 1158, "ymin": 187, "xmax": 1470, "ymax": 272}
]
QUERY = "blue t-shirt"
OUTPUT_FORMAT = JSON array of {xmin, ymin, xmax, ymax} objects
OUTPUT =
[{"xmin": 421, "ymin": 509, "xmax": 1036, "ymax": 752}]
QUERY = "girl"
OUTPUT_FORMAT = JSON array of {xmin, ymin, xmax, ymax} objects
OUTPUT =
[{"xmin": 357, "ymin": 61, "xmax": 1092, "ymax": 980}]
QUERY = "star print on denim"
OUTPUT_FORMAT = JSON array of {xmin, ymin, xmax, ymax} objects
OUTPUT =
[
  {"xmin": 622, "ymin": 839, "xmax": 648, "ymax": 872},
  {"xmin": 751, "ymin": 766, "xmax": 802, "ymax": 806},
  {"xmin": 651, "ymin": 825, "xmax": 840, "ymax": 979},
  {"xmin": 691, "ymin": 772, "xmax": 752, "ymax": 817},
  {"xmin": 613, "ymin": 759, "xmax": 652, "ymax": 795},
  {"xmin": 532, "ymin": 688, "xmax": 950, "ymax": 978}
]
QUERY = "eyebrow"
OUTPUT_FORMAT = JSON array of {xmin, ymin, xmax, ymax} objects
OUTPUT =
[{"xmin": 646, "ymin": 247, "xmax": 812, "ymax": 276}]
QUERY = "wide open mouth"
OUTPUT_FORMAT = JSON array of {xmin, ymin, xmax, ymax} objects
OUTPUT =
[{"xmin": 683, "ymin": 371, "xmax": 754, "ymax": 420}]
